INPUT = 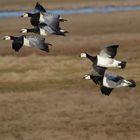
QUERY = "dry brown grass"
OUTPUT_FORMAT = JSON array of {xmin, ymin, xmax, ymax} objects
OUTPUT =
[{"xmin": 0, "ymin": 7, "xmax": 140, "ymax": 140}]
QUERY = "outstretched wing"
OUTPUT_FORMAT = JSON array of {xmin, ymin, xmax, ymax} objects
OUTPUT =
[
  {"xmin": 100, "ymin": 86, "xmax": 113, "ymax": 96},
  {"xmin": 91, "ymin": 63, "xmax": 106, "ymax": 77},
  {"xmin": 107, "ymin": 74, "xmax": 123, "ymax": 83},
  {"xmin": 35, "ymin": 2, "xmax": 46, "ymax": 13},
  {"xmin": 90, "ymin": 63, "xmax": 106, "ymax": 85},
  {"xmin": 43, "ymin": 12, "xmax": 60, "ymax": 19},
  {"xmin": 26, "ymin": 36, "xmax": 45, "ymax": 47},
  {"xmin": 27, "ymin": 2, "xmax": 46, "ymax": 15},
  {"xmin": 99, "ymin": 44, "xmax": 119, "ymax": 58},
  {"xmin": 39, "ymin": 24, "xmax": 56, "ymax": 35},
  {"xmin": 25, "ymin": 36, "xmax": 49, "ymax": 52},
  {"xmin": 44, "ymin": 15, "xmax": 60, "ymax": 31}
]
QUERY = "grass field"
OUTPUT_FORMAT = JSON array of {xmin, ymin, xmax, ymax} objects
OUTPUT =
[{"xmin": 0, "ymin": 2, "xmax": 140, "ymax": 140}]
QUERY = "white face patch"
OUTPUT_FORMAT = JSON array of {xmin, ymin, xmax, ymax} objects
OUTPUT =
[
  {"xmin": 40, "ymin": 28, "xmax": 47, "ymax": 36},
  {"xmin": 23, "ymin": 38, "xmax": 30, "ymax": 47},
  {"xmin": 84, "ymin": 75, "xmax": 91, "ymax": 80},
  {"xmin": 59, "ymin": 16, "xmax": 63, "ymax": 20},
  {"xmin": 22, "ymin": 13, "xmax": 29, "ymax": 17},
  {"xmin": 40, "ymin": 13, "xmax": 45, "ymax": 22},
  {"xmin": 21, "ymin": 29, "xmax": 27, "ymax": 33},
  {"xmin": 60, "ymin": 29, "xmax": 65, "ymax": 33},
  {"xmin": 80, "ymin": 53, "xmax": 87, "ymax": 58},
  {"xmin": 4, "ymin": 36, "xmax": 11, "ymax": 40}
]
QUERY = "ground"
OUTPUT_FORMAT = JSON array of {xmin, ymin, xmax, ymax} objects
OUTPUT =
[{"xmin": 0, "ymin": 1, "xmax": 140, "ymax": 140}]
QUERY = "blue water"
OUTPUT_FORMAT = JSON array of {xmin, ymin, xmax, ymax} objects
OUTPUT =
[{"xmin": 1, "ymin": 6, "xmax": 140, "ymax": 18}]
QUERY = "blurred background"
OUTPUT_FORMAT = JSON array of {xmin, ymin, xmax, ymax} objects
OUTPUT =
[{"xmin": 0, "ymin": 0, "xmax": 140, "ymax": 140}]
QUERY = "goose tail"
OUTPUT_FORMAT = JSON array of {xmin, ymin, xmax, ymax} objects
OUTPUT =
[
  {"xmin": 127, "ymin": 80, "xmax": 136, "ymax": 87},
  {"xmin": 119, "ymin": 61, "xmax": 127, "ymax": 69}
]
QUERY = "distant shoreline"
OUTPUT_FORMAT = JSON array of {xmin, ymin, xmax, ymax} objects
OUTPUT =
[
  {"xmin": 0, "ymin": 1, "xmax": 140, "ymax": 11},
  {"xmin": 1, "ymin": 5, "xmax": 140, "ymax": 18}
]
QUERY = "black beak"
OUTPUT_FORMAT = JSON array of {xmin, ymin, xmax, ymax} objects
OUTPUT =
[
  {"xmin": 65, "ymin": 31, "xmax": 69, "ymax": 34},
  {"xmin": 48, "ymin": 43, "xmax": 52, "ymax": 46},
  {"xmin": 59, "ymin": 19, "xmax": 68, "ymax": 22}
]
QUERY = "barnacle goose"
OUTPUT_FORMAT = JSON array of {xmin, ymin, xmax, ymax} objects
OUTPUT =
[
  {"xmin": 80, "ymin": 44, "xmax": 126, "ymax": 69},
  {"xmin": 3, "ymin": 35, "xmax": 52, "ymax": 52},
  {"xmin": 21, "ymin": 2, "xmax": 67, "ymax": 26},
  {"xmin": 83, "ymin": 63, "xmax": 136, "ymax": 96}
]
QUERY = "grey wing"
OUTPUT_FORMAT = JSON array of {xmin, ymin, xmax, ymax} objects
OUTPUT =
[
  {"xmin": 90, "ymin": 64, "xmax": 106, "ymax": 85},
  {"xmin": 99, "ymin": 44, "xmax": 119, "ymax": 58},
  {"xmin": 26, "ymin": 36, "xmax": 45, "ymax": 48},
  {"xmin": 41, "ymin": 25, "xmax": 56, "ymax": 35},
  {"xmin": 43, "ymin": 14, "xmax": 60, "ymax": 31},
  {"xmin": 106, "ymin": 73, "xmax": 124, "ymax": 83},
  {"xmin": 91, "ymin": 64, "xmax": 106, "ymax": 77},
  {"xmin": 43, "ymin": 12, "xmax": 60, "ymax": 19},
  {"xmin": 28, "ymin": 3, "xmax": 46, "ymax": 14},
  {"xmin": 34, "ymin": 2, "xmax": 46, "ymax": 13}
]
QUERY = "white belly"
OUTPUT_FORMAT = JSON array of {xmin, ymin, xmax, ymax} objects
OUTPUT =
[
  {"xmin": 40, "ymin": 28, "xmax": 47, "ymax": 36},
  {"xmin": 97, "ymin": 55, "xmax": 121, "ymax": 68},
  {"xmin": 23, "ymin": 38, "xmax": 30, "ymax": 47}
]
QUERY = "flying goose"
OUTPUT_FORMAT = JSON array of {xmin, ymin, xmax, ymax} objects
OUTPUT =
[
  {"xmin": 80, "ymin": 44, "xmax": 126, "ymax": 69},
  {"xmin": 83, "ymin": 73, "xmax": 136, "ymax": 96},
  {"xmin": 83, "ymin": 63, "xmax": 136, "ymax": 95},
  {"xmin": 3, "ymin": 35, "xmax": 52, "ymax": 52},
  {"xmin": 21, "ymin": 23, "xmax": 69, "ymax": 36},
  {"xmin": 21, "ymin": 2, "xmax": 67, "ymax": 26}
]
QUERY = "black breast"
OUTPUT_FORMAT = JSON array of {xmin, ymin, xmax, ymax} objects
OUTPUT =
[
  {"xmin": 30, "ymin": 17, "xmax": 40, "ymax": 26},
  {"xmin": 12, "ymin": 37, "xmax": 24, "ymax": 52},
  {"xmin": 86, "ymin": 54, "xmax": 97, "ymax": 64}
]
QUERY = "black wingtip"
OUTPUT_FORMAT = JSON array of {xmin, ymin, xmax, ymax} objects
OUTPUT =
[
  {"xmin": 128, "ymin": 80, "xmax": 136, "ymax": 87},
  {"xmin": 35, "ymin": 2, "xmax": 40, "ymax": 7},
  {"xmin": 100, "ymin": 86, "xmax": 113, "ymax": 96},
  {"xmin": 119, "ymin": 61, "xmax": 127, "ymax": 69},
  {"xmin": 35, "ymin": 2, "xmax": 46, "ymax": 13}
]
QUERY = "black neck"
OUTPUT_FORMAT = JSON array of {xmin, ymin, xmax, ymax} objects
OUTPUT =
[
  {"xmin": 10, "ymin": 36, "xmax": 18, "ymax": 40},
  {"xmin": 27, "ymin": 28, "xmax": 39, "ymax": 33},
  {"xmin": 91, "ymin": 75, "xmax": 103, "ymax": 85},
  {"xmin": 28, "ymin": 12, "xmax": 40, "ymax": 18},
  {"xmin": 86, "ymin": 53, "xmax": 97, "ymax": 64}
]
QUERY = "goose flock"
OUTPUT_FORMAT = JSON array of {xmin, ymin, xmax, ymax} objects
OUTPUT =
[
  {"xmin": 3, "ymin": 2, "xmax": 68, "ymax": 52},
  {"xmin": 3, "ymin": 2, "xmax": 136, "ymax": 96},
  {"xmin": 81, "ymin": 45, "xmax": 136, "ymax": 96}
]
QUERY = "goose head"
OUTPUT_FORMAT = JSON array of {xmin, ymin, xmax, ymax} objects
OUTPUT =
[
  {"xmin": 59, "ymin": 16, "xmax": 67, "ymax": 22},
  {"xmin": 21, "ymin": 12, "xmax": 39, "ymax": 18},
  {"xmin": 21, "ymin": 12, "xmax": 29, "ymax": 18},
  {"xmin": 60, "ymin": 29, "xmax": 69, "ymax": 34},
  {"xmin": 83, "ymin": 74, "xmax": 92, "ymax": 80},
  {"xmin": 80, "ymin": 53, "xmax": 87, "ymax": 58},
  {"xmin": 20, "ymin": 28, "xmax": 28, "ymax": 33},
  {"xmin": 3, "ymin": 35, "xmax": 12, "ymax": 40}
]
